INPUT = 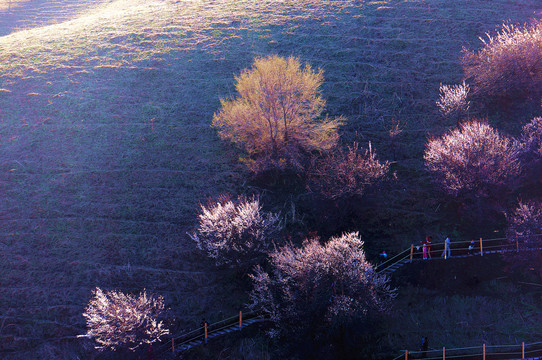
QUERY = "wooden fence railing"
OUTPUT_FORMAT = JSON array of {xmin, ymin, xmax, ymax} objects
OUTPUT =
[
  {"xmin": 393, "ymin": 341, "xmax": 542, "ymax": 360},
  {"xmin": 377, "ymin": 234, "xmax": 542, "ymax": 274},
  {"xmin": 155, "ymin": 310, "xmax": 267, "ymax": 355},
  {"xmin": 152, "ymin": 233, "xmax": 541, "ymax": 356}
]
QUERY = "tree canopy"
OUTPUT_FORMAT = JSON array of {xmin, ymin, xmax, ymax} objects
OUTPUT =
[
  {"xmin": 424, "ymin": 120, "xmax": 521, "ymax": 198},
  {"xmin": 249, "ymin": 232, "xmax": 395, "ymax": 356},
  {"xmin": 212, "ymin": 55, "xmax": 343, "ymax": 174}
]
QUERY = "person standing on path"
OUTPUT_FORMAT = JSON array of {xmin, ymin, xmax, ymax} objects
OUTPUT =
[
  {"xmin": 420, "ymin": 336, "xmax": 429, "ymax": 358},
  {"xmin": 422, "ymin": 240, "xmax": 427, "ymax": 259},
  {"xmin": 377, "ymin": 250, "xmax": 388, "ymax": 269},
  {"xmin": 426, "ymin": 236, "xmax": 432, "ymax": 258},
  {"xmin": 441, "ymin": 236, "xmax": 451, "ymax": 258},
  {"xmin": 200, "ymin": 318, "xmax": 209, "ymax": 344},
  {"xmin": 468, "ymin": 239, "xmax": 475, "ymax": 255}
]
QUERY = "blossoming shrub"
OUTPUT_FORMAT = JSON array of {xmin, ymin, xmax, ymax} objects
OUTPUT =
[
  {"xmin": 190, "ymin": 195, "xmax": 280, "ymax": 267},
  {"xmin": 249, "ymin": 232, "xmax": 395, "ymax": 355},
  {"xmin": 462, "ymin": 21, "xmax": 542, "ymax": 103},
  {"xmin": 83, "ymin": 288, "xmax": 169, "ymax": 351},
  {"xmin": 308, "ymin": 142, "xmax": 389, "ymax": 200},
  {"xmin": 436, "ymin": 81, "xmax": 470, "ymax": 119},
  {"xmin": 505, "ymin": 201, "xmax": 542, "ymax": 277},
  {"xmin": 424, "ymin": 120, "xmax": 520, "ymax": 198}
]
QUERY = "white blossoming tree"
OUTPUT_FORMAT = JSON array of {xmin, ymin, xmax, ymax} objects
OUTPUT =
[
  {"xmin": 308, "ymin": 142, "xmax": 389, "ymax": 200},
  {"xmin": 519, "ymin": 117, "xmax": 542, "ymax": 181},
  {"xmin": 424, "ymin": 120, "xmax": 521, "ymax": 198},
  {"xmin": 249, "ymin": 232, "xmax": 395, "ymax": 354},
  {"xmin": 506, "ymin": 201, "xmax": 542, "ymax": 277},
  {"xmin": 462, "ymin": 21, "xmax": 542, "ymax": 103},
  {"xmin": 189, "ymin": 195, "xmax": 280, "ymax": 268},
  {"xmin": 82, "ymin": 288, "xmax": 169, "ymax": 351}
]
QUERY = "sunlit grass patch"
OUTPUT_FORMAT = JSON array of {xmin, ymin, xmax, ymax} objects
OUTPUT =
[{"xmin": 0, "ymin": 0, "xmax": 357, "ymax": 75}]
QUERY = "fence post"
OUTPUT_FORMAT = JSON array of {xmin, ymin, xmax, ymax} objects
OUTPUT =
[
  {"xmin": 522, "ymin": 341, "xmax": 525, "ymax": 359},
  {"xmin": 204, "ymin": 322, "xmax": 208, "ymax": 343},
  {"xmin": 405, "ymin": 350, "xmax": 408, "ymax": 360},
  {"xmin": 443, "ymin": 347, "xmax": 445, "ymax": 360},
  {"xmin": 410, "ymin": 244, "xmax": 413, "ymax": 262},
  {"xmin": 444, "ymin": 241, "xmax": 447, "ymax": 259},
  {"xmin": 172, "ymin": 338, "xmax": 174, "ymax": 352},
  {"xmin": 483, "ymin": 343, "xmax": 485, "ymax": 360},
  {"xmin": 239, "ymin": 311, "xmax": 242, "ymax": 329},
  {"xmin": 480, "ymin": 238, "xmax": 483, "ymax": 256}
]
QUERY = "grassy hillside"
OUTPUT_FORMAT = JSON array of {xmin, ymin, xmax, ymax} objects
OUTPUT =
[
  {"xmin": 0, "ymin": 0, "xmax": 109, "ymax": 35},
  {"xmin": 0, "ymin": 0, "xmax": 540, "ymax": 358}
]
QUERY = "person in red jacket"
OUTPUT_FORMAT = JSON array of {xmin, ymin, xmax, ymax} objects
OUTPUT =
[{"xmin": 422, "ymin": 240, "xmax": 427, "ymax": 259}]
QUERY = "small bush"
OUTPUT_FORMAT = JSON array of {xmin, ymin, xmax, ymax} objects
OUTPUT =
[
  {"xmin": 520, "ymin": 117, "xmax": 542, "ymax": 160},
  {"xmin": 424, "ymin": 120, "xmax": 521, "ymax": 198},
  {"xmin": 308, "ymin": 142, "xmax": 389, "ymax": 200},
  {"xmin": 517, "ymin": 116, "xmax": 542, "ymax": 182},
  {"xmin": 507, "ymin": 201, "xmax": 542, "ymax": 244},
  {"xmin": 212, "ymin": 55, "xmax": 343, "ymax": 174},
  {"xmin": 462, "ymin": 21, "xmax": 542, "ymax": 103},
  {"xmin": 189, "ymin": 195, "xmax": 280, "ymax": 267},
  {"xmin": 505, "ymin": 201, "xmax": 542, "ymax": 277},
  {"xmin": 82, "ymin": 288, "xmax": 169, "ymax": 351},
  {"xmin": 436, "ymin": 81, "xmax": 470, "ymax": 119}
]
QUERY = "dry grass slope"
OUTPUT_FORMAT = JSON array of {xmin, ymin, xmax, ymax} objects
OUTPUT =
[{"xmin": 0, "ymin": 0, "xmax": 540, "ymax": 357}]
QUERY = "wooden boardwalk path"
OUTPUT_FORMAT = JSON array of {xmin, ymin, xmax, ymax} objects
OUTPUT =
[
  {"xmin": 173, "ymin": 317, "xmax": 266, "ymax": 353},
  {"xmin": 158, "ymin": 236, "xmax": 542, "ymax": 358},
  {"xmin": 156, "ymin": 312, "xmax": 268, "ymax": 357},
  {"xmin": 379, "ymin": 248, "xmax": 522, "ymax": 275},
  {"xmin": 377, "ymin": 236, "xmax": 542, "ymax": 276}
]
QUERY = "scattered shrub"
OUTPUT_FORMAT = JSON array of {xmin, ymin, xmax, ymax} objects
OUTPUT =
[
  {"xmin": 507, "ymin": 201, "xmax": 542, "ymax": 244},
  {"xmin": 520, "ymin": 117, "xmax": 542, "ymax": 161},
  {"xmin": 436, "ymin": 81, "xmax": 470, "ymax": 119},
  {"xmin": 212, "ymin": 55, "xmax": 344, "ymax": 174},
  {"xmin": 189, "ymin": 195, "xmax": 280, "ymax": 267},
  {"xmin": 249, "ymin": 232, "xmax": 395, "ymax": 356},
  {"xmin": 424, "ymin": 120, "xmax": 521, "ymax": 198},
  {"xmin": 517, "ymin": 117, "xmax": 542, "ymax": 182},
  {"xmin": 505, "ymin": 201, "xmax": 542, "ymax": 277},
  {"xmin": 462, "ymin": 21, "xmax": 542, "ymax": 103},
  {"xmin": 388, "ymin": 118, "xmax": 404, "ymax": 160},
  {"xmin": 82, "ymin": 288, "xmax": 169, "ymax": 351},
  {"xmin": 308, "ymin": 142, "xmax": 389, "ymax": 199}
]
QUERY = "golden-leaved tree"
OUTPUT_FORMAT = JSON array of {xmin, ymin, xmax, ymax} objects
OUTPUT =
[{"xmin": 212, "ymin": 55, "xmax": 343, "ymax": 174}]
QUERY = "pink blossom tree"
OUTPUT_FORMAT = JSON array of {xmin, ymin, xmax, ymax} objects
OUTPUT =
[
  {"xmin": 519, "ymin": 117, "xmax": 542, "ymax": 181},
  {"xmin": 308, "ymin": 142, "xmax": 389, "ymax": 200},
  {"xmin": 424, "ymin": 120, "xmax": 521, "ymax": 198},
  {"xmin": 82, "ymin": 288, "xmax": 169, "ymax": 351},
  {"xmin": 189, "ymin": 195, "xmax": 280, "ymax": 267},
  {"xmin": 462, "ymin": 21, "xmax": 542, "ymax": 104},
  {"xmin": 506, "ymin": 201, "xmax": 542, "ymax": 277},
  {"xmin": 249, "ymin": 232, "xmax": 395, "ymax": 354}
]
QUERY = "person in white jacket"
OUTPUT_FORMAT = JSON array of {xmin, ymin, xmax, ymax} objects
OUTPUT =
[{"xmin": 441, "ymin": 236, "xmax": 451, "ymax": 258}]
